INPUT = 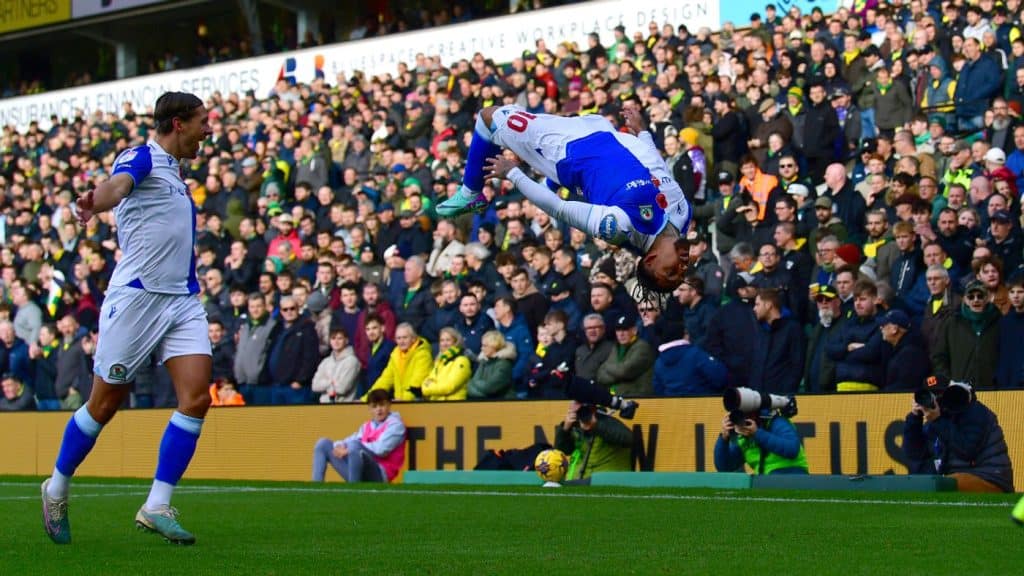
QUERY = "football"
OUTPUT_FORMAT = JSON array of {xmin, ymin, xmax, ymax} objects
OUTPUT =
[{"xmin": 534, "ymin": 449, "xmax": 569, "ymax": 483}]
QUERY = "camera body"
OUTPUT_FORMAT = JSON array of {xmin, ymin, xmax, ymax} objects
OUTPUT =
[
  {"xmin": 575, "ymin": 403, "xmax": 598, "ymax": 425},
  {"xmin": 915, "ymin": 380, "xmax": 973, "ymax": 414}
]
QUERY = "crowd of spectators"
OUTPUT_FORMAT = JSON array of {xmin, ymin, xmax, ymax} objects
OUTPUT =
[
  {"xmin": 3, "ymin": 1, "xmax": 1024, "ymax": 411},
  {"xmin": 3, "ymin": 0, "xmax": 569, "ymax": 98}
]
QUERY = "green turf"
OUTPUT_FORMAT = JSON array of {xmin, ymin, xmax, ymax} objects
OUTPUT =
[{"xmin": 1, "ymin": 476, "xmax": 1018, "ymax": 575}]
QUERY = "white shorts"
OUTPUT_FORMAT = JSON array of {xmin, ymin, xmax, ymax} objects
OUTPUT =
[
  {"xmin": 93, "ymin": 286, "xmax": 211, "ymax": 384},
  {"xmin": 490, "ymin": 105, "xmax": 615, "ymax": 184}
]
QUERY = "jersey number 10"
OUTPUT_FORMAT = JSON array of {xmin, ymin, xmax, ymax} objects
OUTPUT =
[{"xmin": 506, "ymin": 111, "xmax": 537, "ymax": 133}]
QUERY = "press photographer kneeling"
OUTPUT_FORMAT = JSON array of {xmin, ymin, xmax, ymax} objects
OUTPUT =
[
  {"xmin": 554, "ymin": 401, "xmax": 633, "ymax": 483},
  {"xmin": 903, "ymin": 379, "xmax": 1014, "ymax": 493},
  {"xmin": 714, "ymin": 388, "xmax": 808, "ymax": 475}
]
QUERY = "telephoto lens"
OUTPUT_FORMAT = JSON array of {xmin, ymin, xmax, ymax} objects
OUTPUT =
[{"xmin": 914, "ymin": 388, "xmax": 937, "ymax": 410}]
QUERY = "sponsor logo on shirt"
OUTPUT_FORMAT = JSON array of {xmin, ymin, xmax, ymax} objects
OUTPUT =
[
  {"xmin": 116, "ymin": 149, "xmax": 138, "ymax": 165},
  {"xmin": 598, "ymin": 214, "xmax": 619, "ymax": 242},
  {"xmin": 624, "ymin": 178, "xmax": 652, "ymax": 190}
]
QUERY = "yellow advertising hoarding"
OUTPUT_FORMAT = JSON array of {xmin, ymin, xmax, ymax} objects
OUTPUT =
[
  {"xmin": 0, "ymin": 0, "xmax": 71, "ymax": 34},
  {"xmin": 1, "ymin": 393, "xmax": 1021, "ymax": 489}
]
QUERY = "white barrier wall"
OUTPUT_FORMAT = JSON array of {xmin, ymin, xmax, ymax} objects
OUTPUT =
[{"xmin": 0, "ymin": 0, "xmax": 718, "ymax": 131}]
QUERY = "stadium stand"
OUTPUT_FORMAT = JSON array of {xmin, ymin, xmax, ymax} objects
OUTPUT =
[{"xmin": 1, "ymin": 0, "xmax": 1024, "ymax": 419}]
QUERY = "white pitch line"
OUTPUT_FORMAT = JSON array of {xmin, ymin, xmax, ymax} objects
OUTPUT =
[{"xmin": 0, "ymin": 482, "xmax": 1012, "ymax": 508}]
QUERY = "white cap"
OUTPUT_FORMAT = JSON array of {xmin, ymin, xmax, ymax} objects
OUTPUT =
[
  {"xmin": 383, "ymin": 245, "xmax": 400, "ymax": 259},
  {"xmin": 984, "ymin": 147, "xmax": 1006, "ymax": 165},
  {"xmin": 787, "ymin": 183, "xmax": 810, "ymax": 197}
]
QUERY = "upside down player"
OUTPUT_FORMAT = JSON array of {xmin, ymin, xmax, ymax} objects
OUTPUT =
[
  {"xmin": 436, "ymin": 100, "xmax": 692, "ymax": 296},
  {"xmin": 41, "ymin": 92, "xmax": 213, "ymax": 545}
]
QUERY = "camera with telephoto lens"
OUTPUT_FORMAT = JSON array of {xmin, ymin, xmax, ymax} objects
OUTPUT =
[
  {"xmin": 723, "ymin": 387, "xmax": 798, "ymax": 426},
  {"xmin": 914, "ymin": 379, "xmax": 973, "ymax": 414},
  {"xmin": 575, "ymin": 403, "xmax": 598, "ymax": 426}
]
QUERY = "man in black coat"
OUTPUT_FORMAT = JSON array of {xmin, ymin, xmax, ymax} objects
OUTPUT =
[
  {"xmin": 748, "ymin": 288, "xmax": 805, "ymax": 394},
  {"xmin": 802, "ymin": 83, "xmax": 840, "ymax": 183},
  {"xmin": 208, "ymin": 319, "xmax": 236, "ymax": 382},
  {"xmin": 265, "ymin": 296, "xmax": 321, "ymax": 405},
  {"xmin": 710, "ymin": 95, "xmax": 745, "ymax": 179},
  {"xmin": 705, "ymin": 273, "xmax": 760, "ymax": 388},
  {"xmin": 879, "ymin": 309, "xmax": 930, "ymax": 391},
  {"xmin": 903, "ymin": 381, "xmax": 1014, "ymax": 492},
  {"xmin": 822, "ymin": 163, "xmax": 867, "ymax": 242}
]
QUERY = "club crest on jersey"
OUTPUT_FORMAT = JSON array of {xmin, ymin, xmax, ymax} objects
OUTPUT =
[
  {"xmin": 639, "ymin": 205, "xmax": 654, "ymax": 220},
  {"xmin": 108, "ymin": 363, "xmax": 128, "ymax": 382}
]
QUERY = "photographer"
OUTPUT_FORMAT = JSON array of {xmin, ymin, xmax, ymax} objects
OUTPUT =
[
  {"xmin": 903, "ymin": 380, "xmax": 1014, "ymax": 493},
  {"xmin": 714, "ymin": 389, "xmax": 808, "ymax": 475},
  {"xmin": 554, "ymin": 401, "xmax": 633, "ymax": 482}
]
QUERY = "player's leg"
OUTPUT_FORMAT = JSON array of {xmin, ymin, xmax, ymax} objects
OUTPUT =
[
  {"xmin": 436, "ymin": 106, "xmax": 502, "ymax": 216},
  {"xmin": 135, "ymin": 298, "xmax": 211, "ymax": 544},
  {"xmin": 42, "ymin": 376, "xmax": 132, "ymax": 544},
  {"xmin": 43, "ymin": 288, "xmax": 164, "ymax": 544}
]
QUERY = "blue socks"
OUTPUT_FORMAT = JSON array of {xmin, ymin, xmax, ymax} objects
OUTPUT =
[
  {"xmin": 55, "ymin": 406, "xmax": 103, "ymax": 476},
  {"xmin": 154, "ymin": 411, "xmax": 203, "ymax": 486},
  {"xmin": 462, "ymin": 114, "xmax": 500, "ymax": 194},
  {"xmin": 50, "ymin": 406, "xmax": 104, "ymax": 497},
  {"xmin": 147, "ymin": 411, "xmax": 203, "ymax": 510}
]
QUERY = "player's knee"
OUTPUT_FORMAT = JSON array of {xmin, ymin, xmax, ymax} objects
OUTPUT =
[
  {"xmin": 87, "ymin": 398, "xmax": 120, "ymax": 425},
  {"xmin": 314, "ymin": 438, "xmax": 333, "ymax": 452},
  {"xmin": 179, "ymin": 387, "xmax": 212, "ymax": 417}
]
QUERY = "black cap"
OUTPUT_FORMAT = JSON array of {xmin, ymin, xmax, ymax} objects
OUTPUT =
[
  {"xmin": 544, "ymin": 274, "xmax": 571, "ymax": 297},
  {"xmin": 992, "ymin": 210, "xmax": 1013, "ymax": 224},
  {"xmin": 718, "ymin": 171, "xmax": 734, "ymax": 184},
  {"xmin": 613, "ymin": 309, "xmax": 638, "ymax": 330}
]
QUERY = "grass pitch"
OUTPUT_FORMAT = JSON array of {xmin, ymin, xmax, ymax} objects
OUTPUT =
[{"xmin": 0, "ymin": 476, "xmax": 1018, "ymax": 575}]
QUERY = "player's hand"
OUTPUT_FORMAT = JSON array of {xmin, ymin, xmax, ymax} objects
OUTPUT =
[
  {"xmin": 332, "ymin": 443, "xmax": 349, "ymax": 458},
  {"xmin": 75, "ymin": 190, "xmax": 95, "ymax": 225},
  {"xmin": 621, "ymin": 103, "xmax": 645, "ymax": 135},
  {"xmin": 483, "ymin": 154, "xmax": 520, "ymax": 180}
]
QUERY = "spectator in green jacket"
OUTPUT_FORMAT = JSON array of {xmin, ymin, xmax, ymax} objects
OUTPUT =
[
  {"xmin": 596, "ymin": 310, "xmax": 654, "ymax": 396},
  {"xmin": 467, "ymin": 331, "xmax": 516, "ymax": 399}
]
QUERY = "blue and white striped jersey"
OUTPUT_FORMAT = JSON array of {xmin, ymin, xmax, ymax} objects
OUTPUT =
[{"xmin": 108, "ymin": 141, "xmax": 199, "ymax": 295}]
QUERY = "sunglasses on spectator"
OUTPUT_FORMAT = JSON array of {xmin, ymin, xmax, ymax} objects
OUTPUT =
[
  {"xmin": 965, "ymin": 292, "xmax": 987, "ymax": 302},
  {"xmin": 814, "ymin": 296, "xmax": 834, "ymax": 303},
  {"xmin": 281, "ymin": 306, "xmax": 298, "ymax": 312},
  {"xmin": 779, "ymin": 163, "xmax": 796, "ymax": 168}
]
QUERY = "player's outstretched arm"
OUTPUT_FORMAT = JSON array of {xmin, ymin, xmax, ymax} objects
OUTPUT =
[{"xmin": 76, "ymin": 173, "xmax": 134, "ymax": 224}]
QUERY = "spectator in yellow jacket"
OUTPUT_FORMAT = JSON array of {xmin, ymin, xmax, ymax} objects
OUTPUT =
[
  {"xmin": 364, "ymin": 323, "xmax": 432, "ymax": 402},
  {"xmin": 420, "ymin": 327, "xmax": 472, "ymax": 401}
]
